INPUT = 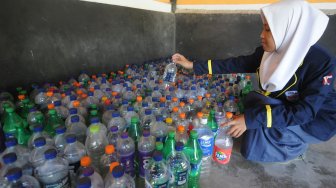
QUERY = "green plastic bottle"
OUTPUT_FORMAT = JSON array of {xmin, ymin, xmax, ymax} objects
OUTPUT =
[
  {"xmin": 45, "ymin": 109, "xmax": 64, "ymax": 136},
  {"xmin": 3, "ymin": 108, "xmax": 25, "ymax": 136},
  {"xmin": 184, "ymin": 130, "xmax": 203, "ymax": 188},
  {"xmin": 207, "ymin": 109, "xmax": 218, "ymax": 136},
  {"xmin": 128, "ymin": 117, "xmax": 142, "ymax": 146},
  {"xmin": 163, "ymin": 131, "xmax": 176, "ymax": 159}
]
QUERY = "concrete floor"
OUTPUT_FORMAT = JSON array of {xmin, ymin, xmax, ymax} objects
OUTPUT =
[{"xmin": 200, "ymin": 136, "xmax": 336, "ymax": 188}]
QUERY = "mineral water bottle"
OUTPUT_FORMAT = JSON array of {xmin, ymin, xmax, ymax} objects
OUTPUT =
[
  {"xmin": 53, "ymin": 125, "xmax": 68, "ymax": 156},
  {"xmin": 175, "ymin": 125, "xmax": 188, "ymax": 145},
  {"xmin": 28, "ymin": 124, "xmax": 54, "ymax": 149},
  {"xmin": 167, "ymin": 142, "xmax": 190, "ymax": 188},
  {"xmin": 86, "ymin": 125, "xmax": 109, "ymax": 168},
  {"xmin": 171, "ymin": 107, "xmax": 180, "ymax": 123},
  {"xmin": 224, "ymin": 96, "xmax": 239, "ymax": 115},
  {"xmin": 123, "ymin": 107, "xmax": 139, "ymax": 128},
  {"xmin": 123, "ymin": 87, "xmax": 136, "ymax": 102},
  {"xmin": 1, "ymin": 153, "xmax": 32, "ymax": 177},
  {"xmin": 77, "ymin": 177, "xmax": 92, "ymax": 188},
  {"xmin": 117, "ymin": 132, "xmax": 135, "ymax": 178},
  {"xmin": 4, "ymin": 167, "xmax": 40, "ymax": 188},
  {"xmin": 106, "ymin": 165, "xmax": 135, "ymax": 188},
  {"xmin": 54, "ymin": 100, "xmax": 69, "ymax": 119},
  {"xmin": 107, "ymin": 126, "xmax": 119, "ymax": 148},
  {"xmin": 103, "ymin": 161, "xmax": 120, "ymax": 186},
  {"xmin": 35, "ymin": 148, "xmax": 70, "ymax": 187},
  {"xmin": 138, "ymin": 130, "xmax": 155, "ymax": 178},
  {"xmin": 26, "ymin": 107, "xmax": 44, "ymax": 127},
  {"xmin": 162, "ymin": 60, "xmax": 177, "ymax": 89},
  {"xmin": 45, "ymin": 109, "xmax": 64, "ymax": 136},
  {"xmin": 100, "ymin": 145, "xmax": 118, "ymax": 178},
  {"xmin": 102, "ymin": 105, "xmax": 114, "ymax": 125},
  {"xmin": 150, "ymin": 116, "xmax": 168, "ymax": 143},
  {"xmin": 67, "ymin": 115, "xmax": 87, "ymax": 144},
  {"xmin": 184, "ymin": 130, "xmax": 202, "ymax": 188},
  {"xmin": 65, "ymin": 108, "xmax": 86, "ymax": 127},
  {"xmin": 64, "ymin": 134, "xmax": 87, "ymax": 174},
  {"xmin": 80, "ymin": 167, "xmax": 104, "ymax": 188},
  {"xmin": 1, "ymin": 138, "xmax": 30, "ymax": 165},
  {"xmin": 145, "ymin": 151, "xmax": 170, "ymax": 188},
  {"xmin": 29, "ymin": 137, "xmax": 56, "ymax": 168},
  {"xmin": 77, "ymin": 156, "xmax": 101, "ymax": 181},
  {"xmin": 141, "ymin": 109, "xmax": 155, "ymax": 132},
  {"xmin": 212, "ymin": 112, "xmax": 233, "ymax": 167},
  {"xmin": 107, "ymin": 112, "xmax": 126, "ymax": 132},
  {"xmin": 176, "ymin": 113, "xmax": 189, "ymax": 128}
]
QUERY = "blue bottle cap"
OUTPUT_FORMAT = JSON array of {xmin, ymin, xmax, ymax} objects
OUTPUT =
[
  {"xmin": 77, "ymin": 177, "xmax": 92, "ymax": 188},
  {"xmin": 152, "ymin": 97, "xmax": 159, "ymax": 103},
  {"xmin": 33, "ymin": 125, "xmax": 44, "ymax": 132},
  {"xmin": 29, "ymin": 107, "xmax": 37, "ymax": 113},
  {"xmin": 88, "ymin": 92, "xmax": 94, "ymax": 97},
  {"xmin": 70, "ymin": 95, "xmax": 77, "ymax": 101},
  {"xmin": 229, "ymin": 96, "xmax": 235, "ymax": 100},
  {"xmin": 127, "ymin": 106, "xmax": 134, "ymax": 111},
  {"xmin": 110, "ymin": 126, "xmax": 119, "ymax": 133},
  {"xmin": 55, "ymin": 126, "xmax": 66, "ymax": 134},
  {"xmin": 3, "ymin": 153, "xmax": 17, "ymax": 164},
  {"xmin": 115, "ymin": 95, "xmax": 121, "ymax": 99},
  {"xmin": 69, "ymin": 108, "xmax": 78, "ymax": 115},
  {"xmin": 154, "ymin": 87, "xmax": 159, "ymax": 91},
  {"xmin": 156, "ymin": 116, "xmax": 163, "ymax": 122},
  {"xmin": 142, "ymin": 102, "xmax": 149, "ymax": 107},
  {"xmin": 65, "ymin": 91, "xmax": 71, "ymax": 96},
  {"xmin": 136, "ymin": 84, "xmax": 141, "ymax": 88},
  {"xmin": 94, "ymin": 85, "xmax": 100, "ymax": 90},
  {"xmin": 121, "ymin": 132, "xmax": 128, "ymax": 139},
  {"xmin": 142, "ymin": 130, "xmax": 150, "ymax": 137},
  {"xmin": 126, "ymin": 87, "xmax": 131, "ymax": 91},
  {"xmin": 175, "ymin": 142, "xmax": 184, "ymax": 151},
  {"xmin": 5, "ymin": 167, "xmax": 22, "ymax": 182},
  {"xmin": 112, "ymin": 166, "xmax": 125, "ymax": 178},
  {"xmin": 111, "ymin": 111, "xmax": 119, "ymax": 118},
  {"xmin": 54, "ymin": 100, "xmax": 61, "ymax": 106},
  {"xmin": 191, "ymin": 86, "xmax": 196, "ymax": 90},
  {"xmin": 34, "ymin": 137, "xmax": 46, "ymax": 147},
  {"xmin": 82, "ymin": 167, "xmax": 94, "ymax": 177},
  {"xmin": 106, "ymin": 88, "xmax": 111, "ymax": 92},
  {"xmin": 106, "ymin": 105, "xmax": 114, "ymax": 111},
  {"xmin": 145, "ymin": 109, "xmax": 152, "ymax": 115},
  {"xmin": 169, "ymin": 87, "xmax": 175, "ymax": 91},
  {"xmin": 166, "ymin": 95, "xmax": 172, "ymax": 100},
  {"xmin": 159, "ymin": 103, "xmax": 165, "ymax": 108},
  {"xmin": 66, "ymin": 134, "xmax": 77, "ymax": 143},
  {"xmin": 90, "ymin": 117, "xmax": 100, "ymax": 124},
  {"xmin": 152, "ymin": 151, "xmax": 163, "ymax": 162},
  {"xmin": 44, "ymin": 149, "xmax": 57, "ymax": 160},
  {"xmin": 71, "ymin": 115, "xmax": 80, "ymax": 123},
  {"xmin": 5, "ymin": 138, "xmax": 18, "ymax": 147}
]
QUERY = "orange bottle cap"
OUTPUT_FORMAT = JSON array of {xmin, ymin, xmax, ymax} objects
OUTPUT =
[
  {"xmin": 112, "ymin": 92, "xmax": 118, "ymax": 97},
  {"xmin": 89, "ymin": 88, "xmax": 94, "ymax": 92},
  {"xmin": 136, "ymin": 96, "xmax": 142, "ymax": 102},
  {"xmin": 109, "ymin": 162, "xmax": 120, "ymax": 172},
  {"xmin": 197, "ymin": 96, "xmax": 203, "ymax": 101},
  {"xmin": 47, "ymin": 103, "xmax": 54, "ymax": 110},
  {"xmin": 205, "ymin": 93, "xmax": 211, "ymax": 98},
  {"xmin": 73, "ymin": 100, "xmax": 80, "ymax": 107},
  {"xmin": 160, "ymin": 97, "xmax": 166, "ymax": 103},
  {"xmin": 179, "ymin": 113, "xmax": 186, "ymax": 119},
  {"xmin": 18, "ymin": 95, "xmax": 25, "ymax": 100},
  {"xmin": 172, "ymin": 107, "xmax": 179, "ymax": 112},
  {"xmin": 81, "ymin": 94, "xmax": 88, "ymax": 99},
  {"xmin": 80, "ymin": 156, "xmax": 91, "ymax": 167},
  {"xmin": 189, "ymin": 98, "xmax": 194, "ymax": 103},
  {"xmin": 77, "ymin": 90, "xmax": 83, "ymax": 95},
  {"xmin": 197, "ymin": 112, "xmax": 203, "ymax": 118},
  {"xmin": 105, "ymin": 145, "xmax": 115, "ymax": 154},
  {"xmin": 177, "ymin": 125, "xmax": 185, "ymax": 132},
  {"xmin": 46, "ymin": 91, "xmax": 53, "ymax": 97},
  {"xmin": 179, "ymin": 102, "xmax": 185, "ymax": 107},
  {"xmin": 226, "ymin": 112, "xmax": 233, "ymax": 119},
  {"xmin": 172, "ymin": 97, "xmax": 178, "ymax": 102}
]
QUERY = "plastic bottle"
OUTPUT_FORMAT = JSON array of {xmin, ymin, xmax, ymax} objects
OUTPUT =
[
  {"xmin": 77, "ymin": 156, "xmax": 101, "ymax": 181},
  {"xmin": 150, "ymin": 116, "xmax": 168, "ymax": 143},
  {"xmin": 80, "ymin": 167, "xmax": 104, "ymax": 188},
  {"xmin": 184, "ymin": 130, "xmax": 203, "ymax": 188},
  {"xmin": 4, "ymin": 167, "xmax": 40, "ymax": 188},
  {"xmin": 145, "ymin": 151, "xmax": 170, "ymax": 188},
  {"xmin": 176, "ymin": 113, "xmax": 189, "ymax": 128},
  {"xmin": 138, "ymin": 130, "xmax": 155, "ymax": 178},
  {"xmin": 155, "ymin": 142, "xmax": 164, "ymax": 153},
  {"xmin": 107, "ymin": 111, "xmax": 126, "ymax": 132},
  {"xmin": 35, "ymin": 148, "xmax": 70, "ymax": 187},
  {"xmin": 175, "ymin": 125, "xmax": 188, "ymax": 145},
  {"xmin": 224, "ymin": 96, "xmax": 239, "ymax": 115},
  {"xmin": 141, "ymin": 109, "xmax": 155, "ymax": 132},
  {"xmin": 67, "ymin": 115, "xmax": 87, "ymax": 144},
  {"xmin": 77, "ymin": 177, "xmax": 92, "ymax": 188},
  {"xmin": 45, "ymin": 109, "xmax": 64, "ymax": 136},
  {"xmin": 128, "ymin": 117, "xmax": 142, "ymax": 148},
  {"xmin": 3, "ymin": 107, "xmax": 28, "ymax": 143},
  {"xmin": 53, "ymin": 125, "xmax": 68, "ymax": 156},
  {"xmin": 0, "ymin": 138, "xmax": 30, "ymax": 165},
  {"xmin": 100, "ymin": 145, "xmax": 118, "ymax": 178},
  {"xmin": 103, "ymin": 161, "xmax": 120, "ymax": 186},
  {"xmin": 207, "ymin": 109, "xmax": 218, "ymax": 136},
  {"xmin": 26, "ymin": 107, "xmax": 44, "ymax": 128},
  {"xmin": 86, "ymin": 117, "xmax": 107, "ymax": 136},
  {"xmin": 117, "ymin": 132, "xmax": 135, "ymax": 178},
  {"xmin": 1, "ymin": 153, "xmax": 32, "ymax": 177},
  {"xmin": 162, "ymin": 61, "xmax": 177, "ymax": 89},
  {"xmin": 54, "ymin": 100, "xmax": 69, "ymax": 119},
  {"xmin": 163, "ymin": 131, "xmax": 176, "ymax": 160},
  {"xmin": 28, "ymin": 124, "xmax": 54, "ymax": 149},
  {"xmin": 107, "ymin": 126, "xmax": 119, "ymax": 148},
  {"xmin": 106, "ymin": 165, "xmax": 135, "ymax": 188},
  {"xmin": 167, "ymin": 142, "xmax": 190, "ymax": 188},
  {"xmin": 29, "ymin": 137, "xmax": 56, "ymax": 168},
  {"xmin": 64, "ymin": 134, "xmax": 87, "ymax": 174},
  {"xmin": 212, "ymin": 112, "xmax": 233, "ymax": 167},
  {"xmin": 86, "ymin": 125, "xmax": 108, "ymax": 169},
  {"xmin": 171, "ymin": 107, "xmax": 180, "ymax": 123},
  {"xmin": 123, "ymin": 107, "xmax": 139, "ymax": 129},
  {"xmin": 65, "ymin": 108, "xmax": 86, "ymax": 127}
]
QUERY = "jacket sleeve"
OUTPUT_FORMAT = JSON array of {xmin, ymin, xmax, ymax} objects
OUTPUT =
[
  {"xmin": 193, "ymin": 46, "xmax": 264, "ymax": 75},
  {"xmin": 244, "ymin": 55, "xmax": 336, "ymax": 129}
]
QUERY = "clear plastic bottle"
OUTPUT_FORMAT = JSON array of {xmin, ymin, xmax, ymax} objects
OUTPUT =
[
  {"xmin": 175, "ymin": 125, "xmax": 188, "ymax": 145},
  {"xmin": 65, "ymin": 108, "xmax": 86, "ymax": 127},
  {"xmin": 29, "ymin": 137, "xmax": 56, "ymax": 168},
  {"xmin": 35, "ymin": 148, "xmax": 70, "ymax": 187},
  {"xmin": 4, "ymin": 167, "xmax": 41, "ymax": 188},
  {"xmin": 53, "ymin": 125, "xmax": 68, "ymax": 156},
  {"xmin": 167, "ymin": 142, "xmax": 190, "ymax": 188},
  {"xmin": 26, "ymin": 107, "xmax": 44, "ymax": 128},
  {"xmin": 105, "ymin": 165, "xmax": 135, "ymax": 188},
  {"xmin": 102, "ymin": 106, "xmax": 114, "ymax": 126},
  {"xmin": 80, "ymin": 167, "xmax": 104, "ymax": 188},
  {"xmin": 224, "ymin": 96, "xmax": 239, "ymax": 115},
  {"xmin": 64, "ymin": 134, "xmax": 87, "ymax": 174},
  {"xmin": 145, "ymin": 151, "xmax": 170, "ymax": 188},
  {"xmin": 138, "ymin": 130, "xmax": 155, "ymax": 178},
  {"xmin": 28, "ymin": 124, "xmax": 54, "ymax": 149},
  {"xmin": 150, "ymin": 116, "xmax": 168, "ymax": 143},
  {"xmin": 117, "ymin": 132, "xmax": 135, "ymax": 178},
  {"xmin": 1, "ymin": 138, "xmax": 30, "ymax": 166},
  {"xmin": 77, "ymin": 156, "xmax": 101, "ymax": 182},
  {"xmin": 85, "ymin": 125, "xmax": 108, "ymax": 169},
  {"xmin": 107, "ymin": 112, "xmax": 126, "ymax": 132},
  {"xmin": 122, "ymin": 87, "xmax": 136, "ymax": 102},
  {"xmin": 100, "ymin": 145, "xmax": 119, "ymax": 178},
  {"xmin": 1, "ymin": 153, "xmax": 32, "ymax": 177},
  {"xmin": 175, "ymin": 113, "xmax": 189, "ymax": 128},
  {"xmin": 67, "ymin": 115, "xmax": 87, "ymax": 144},
  {"xmin": 123, "ymin": 107, "xmax": 139, "ymax": 129},
  {"xmin": 107, "ymin": 126, "xmax": 119, "ymax": 148},
  {"xmin": 141, "ymin": 109, "xmax": 155, "ymax": 132},
  {"xmin": 54, "ymin": 100, "xmax": 69, "ymax": 119},
  {"xmin": 162, "ymin": 61, "xmax": 177, "ymax": 89},
  {"xmin": 77, "ymin": 177, "xmax": 92, "ymax": 188}
]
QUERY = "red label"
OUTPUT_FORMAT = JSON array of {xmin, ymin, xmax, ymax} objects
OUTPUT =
[{"xmin": 212, "ymin": 145, "xmax": 232, "ymax": 165}]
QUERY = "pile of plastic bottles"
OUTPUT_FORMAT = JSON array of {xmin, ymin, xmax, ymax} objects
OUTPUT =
[{"xmin": 0, "ymin": 58, "xmax": 253, "ymax": 187}]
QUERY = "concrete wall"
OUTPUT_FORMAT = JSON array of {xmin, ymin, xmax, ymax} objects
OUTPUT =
[{"xmin": 0, "ymin": 0, "xmax": 175, "ymax": 91}]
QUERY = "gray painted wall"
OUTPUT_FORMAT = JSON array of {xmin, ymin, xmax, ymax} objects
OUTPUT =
[
  {"xmin": 0, "ymin": 0, "xmax": 175, "ymax": 91},
  {"xmin": 176, "ymin": 13, "xmax": 336, "ymax": 61}
]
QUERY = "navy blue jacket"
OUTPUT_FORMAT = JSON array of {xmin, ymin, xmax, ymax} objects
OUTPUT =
[{"xmin": 193, "ymin": 45, "xmax": 336, "ymax": 141}]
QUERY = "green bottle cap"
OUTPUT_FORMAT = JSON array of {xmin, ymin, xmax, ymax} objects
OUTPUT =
[
  {"xmin": 90, "ymin": 125, "xmax": 100, "ymax": 133},
  {"xmin": 48, "ymin": 109, "xmax": 56, "ymax": 115},
  {"xmin": 168, "ymin": 131, "xmax": 175, "ymax": 138},
  {"xmin": 90, "ymin": 110, "xmax": 98, "ymax": 115},
  {"xmin": 190, "ymin": 130, "xmax": 198, "ymax": 139},
  {"xmin": 90, "ymin": 104, "xmax": 97, "ymax": 109},
  {"xmin": 20, "ymin": 90, "xmax": 27, "ymax": 95},
  {"xmin": 210, "ymin": 110, "xmax": 215, "ymax": 115},
  {"xmin": 22, "ymin": 99, "xmax": 30, "ymax": 104},
  {"xmin": 155, "ymin": 142, "xmax": 163, "ymax": 151},
  {"xmin": 131, "ymin": 117, "xmax": 139, "ymax": 123},
  {"xmin": 5, "ymin": 107, "xmax": 14, "ymax": 113}
]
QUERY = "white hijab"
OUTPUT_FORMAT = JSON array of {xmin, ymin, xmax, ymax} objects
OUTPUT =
[{"xmin": 259, "ymin": 0, "xmax": 329, "ymax": 92}]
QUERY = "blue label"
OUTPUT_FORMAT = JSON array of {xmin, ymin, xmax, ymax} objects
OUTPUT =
[
  {"xmin": 176, "ymin": 170, "xmax": 188, "ymax": 186},
  {"xmin": 139, "ymin": 150, "xmax": 153, "ymax": 177},
  {"xmin": 198, "ymin": 137, "xmax": 214, "ymax": 157},
  {"xmin": 120, "ymin": 152, "xmax": 135, "ymax": 177},
  {"xmin": 164, "ymin": 72, "xmax": 175, "ymax": 82}
]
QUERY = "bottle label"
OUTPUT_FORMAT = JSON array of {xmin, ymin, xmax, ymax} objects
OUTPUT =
[
  {"xmin": 139, "ymin": 150, "xmax": 154, "ymax": 177},
  {"xmin": 145, "ymin": 179, "xmax": 169, "ymax": 188},
  {"xmin": 43, "ymin": 173, "xmax": 70, "ymax": 188},
  {"xmin": 164, "ymin": 72, "xmax": 175, "ymax": 83},
  {"xmin": 176, "ymin": 170, "xmax": 188, "ymax": 186},
  {"xmin": 120, "ymin": 152, "xmax": 135, "ymax": 177},
  {"xmin": 212, "ymin": 145, "xmax": 232, "ymax": 165},
  {"xmin": 198, "ymin": 137, "xmax": 214, "ymax": 157}
]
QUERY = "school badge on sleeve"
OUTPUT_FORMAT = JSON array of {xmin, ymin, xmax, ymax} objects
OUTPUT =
[{"xmin": 323, "ymin": 74, "xmax": 333, "ymax": 86}]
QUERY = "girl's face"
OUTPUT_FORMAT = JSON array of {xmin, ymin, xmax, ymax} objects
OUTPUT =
[{"xmin": 260, "ymin": 21, "xmax": 276, "ymax": 52}]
